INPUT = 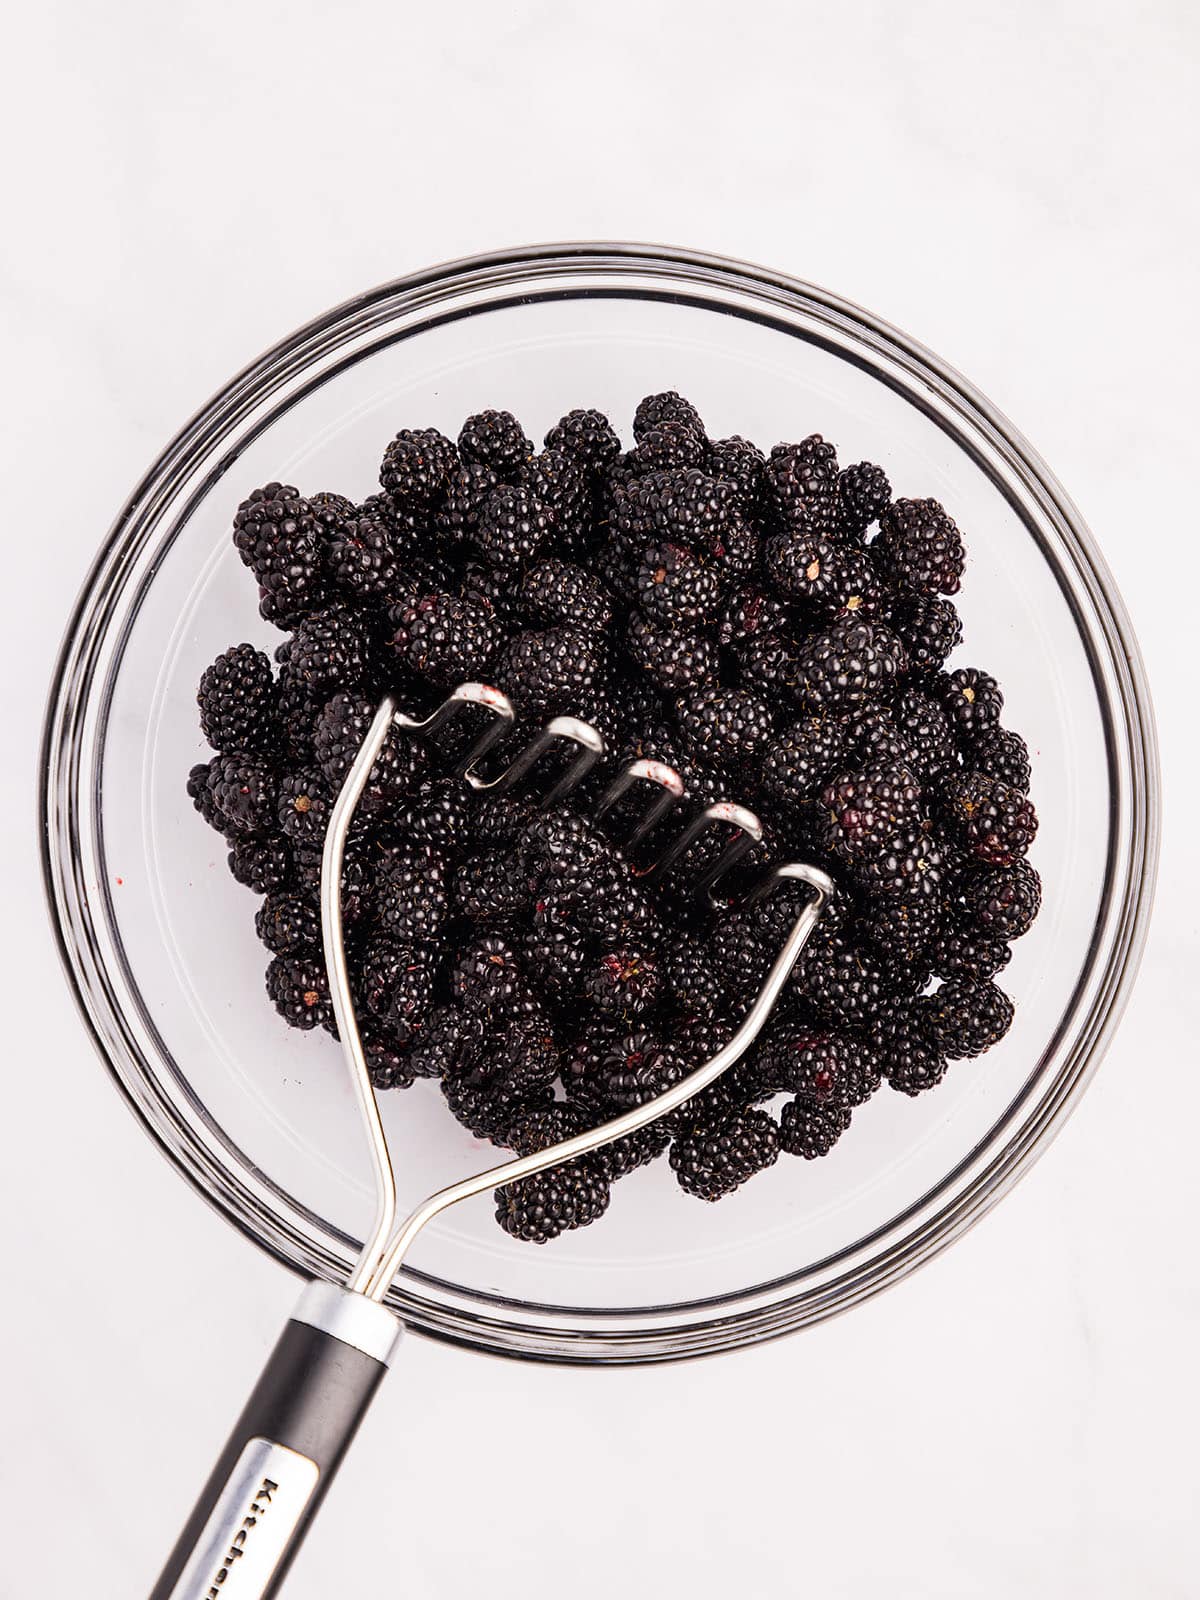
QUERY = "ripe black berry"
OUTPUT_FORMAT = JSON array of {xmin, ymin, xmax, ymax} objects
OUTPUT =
[
  {"xmin": 197, "ymin": 644, "xmax": 278, "ymax": 754},
  {"xmin": 873, "ymin": 498, "xmax": 965, "ymax": 596},
  {"xmin": 670, "ymin": 1110, "xmax": 780, "ymax": 1200}
]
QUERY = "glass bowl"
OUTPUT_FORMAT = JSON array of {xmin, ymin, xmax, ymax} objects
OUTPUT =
[{"xmin": 41, "ymin": 243, "xmax": 1159, "ymax": 1364}]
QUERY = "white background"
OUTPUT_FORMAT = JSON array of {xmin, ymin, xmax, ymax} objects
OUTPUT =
[{"xmin": 2, "ymin": 3, "xmax": 1197, "ymax": 1595}]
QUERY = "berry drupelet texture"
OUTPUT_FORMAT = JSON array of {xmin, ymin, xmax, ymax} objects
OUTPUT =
[{"xmin": 196, "ymin": 389, "xmax": 1041, "ymax": 1244}]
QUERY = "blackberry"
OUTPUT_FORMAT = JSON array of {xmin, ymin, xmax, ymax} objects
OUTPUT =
[
  {"xmin": 407, "ymin": 1005, "xmax": 483, "ymax": 1081},
  {"xmin": 394, "ymin": 592, "xmax": 504, "ymax": 687},
  {"xmin": 493, "ymin": 626, "xmax": 601, "ymax": 717},
  {"xmin": 455, "ymin": 850, "xmax": 532, "ymax": 923},
  {"xmin": 764, "ymin": 436, "xmax": 840, "ymax": 534},
  {"xmin": 379, "ymin": 427, "xmax": 458, "ymax": 510},
  {"xmin": 227, "ymin": 835, "xmax": 294, "ymax": 895},
  {"xmin": 474, "ymin": 483, "xmax": 555, "ymax": 569},
  {"xmin": 396, "ymin": 777, "xmax": 472, "ymax": 851},
  {"xmin": 572, "ymin": 683, "xmax": 626, "ymax": 748},
  {"xmin": 452, "ymin": 934, "xmax": 525, "ymax": 1013},
  {"xmin": 873, "ymin": 498, "xmax": 965, "ymax": 596},
  {"xmin": 187, "ymin": 759, "xmax": 227, "ymax": 834},
  {"xmin": 521, "ymin": 560, "xmax": 614, "ymax": 633},
  {"xmin": 448, "ymin": 1012, "xmax": 560, "ymax": 1103},
  {"xmin": 708, "ymin": 435, "xmax": 765, "ymax": 511},
  {"xmin": 506, "ymin": 1101, "xmax": 590, "ymax": 1156},
  {"xmin": 376, "ymin": 845, "xmax": 450, "ymax": 942},
  {"xmin": 469, "ymin": 792, "xmax": 538, "ymax": 849},
  {"xmin": 275, "ymin": 664, "xmax": 330, "ymax": 762},
  {"xmin": 676, "ymin": 685, "xmax": 774, "ymax": 768},
  {"xmin": 437, "ymin": 461, "xmax": 502, "ymax": 548},
  {"xmin": 443, "ymin": 1075, "xmax": 552, "ymax": 1142},
  {"xmin": 543, "ymin": 408, "xmax": 622, "ymax": 476},
  {"xmin": 862, "ymin": 825, "xmax": 949, "ymax": 902},
  {"xmin": 890, "ymin": 688, "xmax": 958, "ymax": 785},
  {"xmin": 458, "ymin": 409, "xmax": 532, "ymax": 476},
  {"xmin": 360, "ymin": 1024, "xmax": 416, "ymax": 1091},
  {"xmin": 636, "ymin": 542, "xmax": 722, "ymax": 626},
  {"xmin": 837, "ymin": 461, "xmax": 892, "ymax": 538},
  {"xmin": 792, "ymin": 932, "xmax": 889, "ymax": 1027},
  {"xmin": 860, "ymin": 895, "xmax": 941, "ymax": 969},
  {"xmin": 707, "ymin": 514, "xmax": 759, "ymax": 580},
  {"xmin": 943, "ymin": 771, "xmax": 1038, "ymax": 866},
  {"xmin": 286, "ymin": 606, "xmax": 380, "ymax": 695},
  {"xmin": 628, "ymin": 421, "xmax": 707, "ymax": 476},
  {"xmin": 591, "ymin": 1121, "xmax": 671, "ymax": 1183},
  {"xmin": 759, "ymin": 1029, "xmax": 880, "ymax": 1108},
  {"xmin": 358, "ymin": 938, "xmax": 436, "ymax": 1042},
  {"xmin": 959, "ymin": 860, "xmax": 1042, "ymax": 940},
  {"xmin": 584, "ymin": 948, "xmax": 662, "ymax": 1017},
  {"xmin": 767, "ymin": 531, "xmax": 859, "ymax": 609},
  {"xmin": 634, "ymin": 391, "xmax": 706, "ymax": 442},
  {"xmin": 495, "ymin": 1162, "xmax": 611, "ymax": 1243},
  {"xmin": 626, "ymin": 611, "xmax": 718, "ymax": 692},
  {"xmin": 937, "ymin": 667, "xmax": 1003, "ymax": 741},
  {"xmin": 652, "ymin": 470, "xmax": 739, "ymax": 553},
  {"xmin": 716, "ymin": 585, "xmax": 787, "ymax": 647},
  {"xmin": 665, "ymin": 934, "xmax": 726, "ymax": 1015},
  {"xmin": 706, "ymin": 913, "xmax": 775, "ymax": 1009},
  {"xmin": 817, "ymin": 764, "xmax": 922, "ymax": 862},
  {"xmin": 523, "ymin": 924, "xmax": 589, "ymax": 1005},
  {"xmin": 928, "ymin": 921, "xmax": 1012, "ymax": 983},
  {"xmin": 293, "ymin": 838, "xmax": 374, "ymax": 925},
  {"xmin": 314, "ymin": 693, "xmax": 427, "ymax": 812},
  {"xmin": 891, "ymin": 595, "xmax": 963, "ymax": 676},
  {"xmin": 796, "ymin": 619, "xmax": 909, "ymax": 712},
  {"xmin": 736, "ymin": 629, "xmax": 803, "ymax": 699},
  {"xmin": 595, "ymin": 537, "xmax": 642, "ymax": 605},
  {"xmin": 327, "ymin": 508, "xmax": 406, "ymax": 603},
  {"xmin": 255, "ymin": 892, "xmax": 319, "ymax": 955},
  {"xmin": 670, "ymin": 1109, "xmax": 780, "ymax": 1201},
  {"xmin": 308, "ymin": 491, "xmax": 355, "ymax": 536},
  {"xmin": 277, "ymin": 767, "xmax": 331, "ymax": 852},
  {"xmin": 519, "ymin": 806, "xmax": 609, "ymax": 884},
  {"xmin": 874, "ymin": 1012, "xmax": 949, "ymax": 1097},
  {"xmin": 197, "ymin": 644, "xmax": 278, "ymax": 754},
  {"xmin": 779, "ymin": 1098, "xmax": 852, "ymax": 1159},
  {"xmin": 458, "ymin": 559, "xmax": 516, "ymax": 621},
  {"xmin": 594, "ymin": 1030, "xmax": 687, "ymax": 1110},
  {"xmin": 232, "ymin": 484, "xmax": 330, "ymax": 627},
  {"xmin": 209, "ymin": 754, "xmax": 278, "ymax": 836},
  {"xmin": 524, "ymin": 449, "xmax": 591, "ymax": 550},
  {"xmin": 266, "ymin": 953, "xmax": 334, "ymax": 1033},
  {"xmin": 919, "ymin": 978, "xmax": 1014, "ymax": 1058},
  {"xmin": 573, "ymin": 870, "xmax": 664, "ymax": 951},
  {"xmin": 969, "ymin": 726, "xmax": 1032, "ymax": 793}
]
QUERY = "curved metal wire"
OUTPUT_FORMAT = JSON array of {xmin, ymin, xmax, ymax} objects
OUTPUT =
[
  {"xmin": 360, "ymin": 863, "xmax": 831, "ymax": 1298},
  {"xmin": 320, "ymin": 690, "xmax": 833, "ymax": 1303}
]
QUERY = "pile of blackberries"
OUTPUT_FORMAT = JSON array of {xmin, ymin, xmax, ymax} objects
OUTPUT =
[{"xmin": 189, "ymin": 393, "xmax": 1040, "ymax": 1243}]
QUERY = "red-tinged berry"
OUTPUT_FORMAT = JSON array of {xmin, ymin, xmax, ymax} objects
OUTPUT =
[{"xmin": 943, "ymin": 771, "xmax": 1038, "ymax": 866}]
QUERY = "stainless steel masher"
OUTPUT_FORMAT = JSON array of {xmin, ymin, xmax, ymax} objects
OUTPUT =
[{"xmin": 152, "ymin": 682, "xmax": 833, "ymax": 1600}]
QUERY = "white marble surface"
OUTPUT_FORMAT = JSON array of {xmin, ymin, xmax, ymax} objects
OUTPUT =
[{"xmin": 2, "ymin": 2, "xmax": 1197, "ymax": 1595}]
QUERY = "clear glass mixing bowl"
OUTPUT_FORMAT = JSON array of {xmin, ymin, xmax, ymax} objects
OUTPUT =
[{"xmin": 41, "ymin": 244, "xmax": 1159, "ymax": 1363}]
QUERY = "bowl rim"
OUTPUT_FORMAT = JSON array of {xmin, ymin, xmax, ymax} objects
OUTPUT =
[{"xmin": 40, "ymin": 241, "xmax": 1161, "ymax": 1363}]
